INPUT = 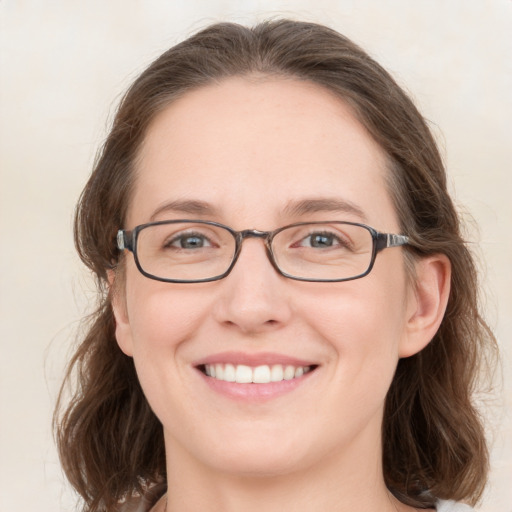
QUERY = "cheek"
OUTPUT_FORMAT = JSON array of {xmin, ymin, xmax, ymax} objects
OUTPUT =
[
  {"xmin": 311, "ymin": 278, "xmax": 406, "ymax": 345},
  {"xmin": 122, "ymin": 276, "xmax": 215, "ymax": 418},
  {"xmin": 124, "ymin": 272, "xmax": 212, "ymax": 356},
  {"xmin": 306, "ymin": 265, "xmax": 409, "ymax": 384}
]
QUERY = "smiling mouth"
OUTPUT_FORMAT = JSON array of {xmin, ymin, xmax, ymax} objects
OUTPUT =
[{"xmin": 198, "ymin": 364, "xmax": 317, "ymax": 384}]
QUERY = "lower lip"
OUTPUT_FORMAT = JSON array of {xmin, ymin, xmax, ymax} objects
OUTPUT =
[{"xmin": 197, "ymin": 368, "xmax": 316, "ymax": 402}]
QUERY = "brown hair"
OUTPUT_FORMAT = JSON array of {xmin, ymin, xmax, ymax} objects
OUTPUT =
[{"xmin": 55, "ymin": 19, "xmax": 497, "ymax": 511}]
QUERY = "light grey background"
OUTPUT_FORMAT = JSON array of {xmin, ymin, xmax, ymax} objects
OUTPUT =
[{"xmin": 1, "ymin": 1, "xmax": 511, "ymax": 510}]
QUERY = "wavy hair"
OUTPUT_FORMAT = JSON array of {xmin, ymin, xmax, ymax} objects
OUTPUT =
[{"xmin": 54, "ymin": 19, "xmax": 497, "ymax": 511}]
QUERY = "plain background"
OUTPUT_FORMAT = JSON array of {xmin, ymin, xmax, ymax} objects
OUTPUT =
[{"xmin": 1, "ymin": 1, "xmax": 511, "ymax": 510}]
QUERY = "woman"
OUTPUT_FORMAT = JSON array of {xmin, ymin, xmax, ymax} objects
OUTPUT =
[{"xmin": 55, "ymin": 20, "xmax": 497, "ymax": 512}]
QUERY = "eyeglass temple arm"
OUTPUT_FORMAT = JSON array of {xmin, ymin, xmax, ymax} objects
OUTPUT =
[
  {"xmin": 375, "ymin": 233, "xmax": 409, "ymax": 252},
  {"xmin": 117, "ymin": 230, "xmax": 133, "ymax": 251}
]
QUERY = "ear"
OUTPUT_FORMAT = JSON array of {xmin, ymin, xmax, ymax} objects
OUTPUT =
[
  {"xmin": 107, "ymin": 269, "xmax": 134, "ymax": 357},
  {"xmin": 399, "ymin": 254, "xmax": 451, "ymax": 358}
]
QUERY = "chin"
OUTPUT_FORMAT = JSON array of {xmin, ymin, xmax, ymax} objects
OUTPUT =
[
  {"xmin": 191, "ymin": 427, "xmax": 319, "ymax": 478},
  {"xmin": 210, "ymin": 451, "xmax": 308, "ymax": 479}
]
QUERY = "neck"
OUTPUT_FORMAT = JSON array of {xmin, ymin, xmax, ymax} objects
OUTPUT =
[{"xmin": 162, "ymin": 431, "xmax": 408, "ymax": 512}]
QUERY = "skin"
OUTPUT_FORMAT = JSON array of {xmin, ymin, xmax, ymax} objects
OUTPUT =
[{"xmin": 112, "ymin": 77, "xmax": 450, "ymax": 512}]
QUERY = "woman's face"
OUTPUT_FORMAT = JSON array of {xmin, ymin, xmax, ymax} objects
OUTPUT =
[{"xmin": 114, "ymin": 77, "xmax": 420, "ymax": 477}]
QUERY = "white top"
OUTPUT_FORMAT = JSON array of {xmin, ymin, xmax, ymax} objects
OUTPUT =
[{"xmin": 437, "ymin": 500, "xmax": 475, "ymax": 511}]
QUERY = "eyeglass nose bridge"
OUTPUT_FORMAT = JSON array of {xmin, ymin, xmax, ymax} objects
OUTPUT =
[
  {"xmin": 229, "ymin": 228, "xmax": 281, "ymax": 276},
  {"xmin": 238, "ymin": 228, "xmax": 271, "ymax": 240}
]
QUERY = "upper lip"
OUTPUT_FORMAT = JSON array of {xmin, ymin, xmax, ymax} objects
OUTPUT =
[{"xmin": 192, "ymin": 351, "xmax": 318, "ymax": 368}]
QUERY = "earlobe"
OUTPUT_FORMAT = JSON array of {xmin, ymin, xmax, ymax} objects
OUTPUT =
[
  {"xmin": 399, "ymin": 254, "xmax": 451, "ymax": 358},
  {"xmin": 107, "ymin": 269, "xmax": 134, "ymax": 357}
]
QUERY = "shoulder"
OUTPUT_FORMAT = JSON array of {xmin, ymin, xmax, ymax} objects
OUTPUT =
[{"xmin": 437, "ymin": 500, "xmax": 475, "ymax": 512}]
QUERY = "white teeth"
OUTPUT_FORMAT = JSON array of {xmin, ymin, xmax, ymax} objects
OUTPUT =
[
  {"xmin": 253, "ymin": 365, "xmax": 271, "ymax": 383},
  {"xmin": 284, "ymin": 365, "xmax": 295, "ymax": 380},
  {"xmin": 203, "ymin": 363, "xmax": 312, "ymax": 383},
  {"xmin": 235, "ymin": 365, "xmax": 252, "ymax": 383},
  {"xmin": 224, "ymin": 363, "xmax": 236, "ymax": 382},
  {"xmin": 270, "ymin": 365, "xmax": 284, "ymax": 382}
]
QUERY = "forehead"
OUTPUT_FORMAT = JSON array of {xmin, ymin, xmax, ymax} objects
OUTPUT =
[{"xmin": 130, "ymin": 77, "xmax": 396, "ymax": 229}]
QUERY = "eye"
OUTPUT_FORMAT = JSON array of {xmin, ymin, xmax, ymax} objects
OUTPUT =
[
  {"xmin": 297, "ymin": 231, "xmax": 347, "ymax": 249},
  {"xmin": 165, "ymin": 232, "xmax": 213, "ymax": 249},
  {"xmin": 306, "ymin": 232, "xmax": 338, "ymax": 248}
]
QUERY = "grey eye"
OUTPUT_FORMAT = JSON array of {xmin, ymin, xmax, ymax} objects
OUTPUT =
[
  {"xmin": 308, "ymin": 233, "xmax": 337, "ymax": 248},
  {"xmin": 295, "ymin": 231, "xmax": 345, "ymax": 249},
  {"xmin": 166, "ymin": 233, "xmax": 212, "ymax": 249}
]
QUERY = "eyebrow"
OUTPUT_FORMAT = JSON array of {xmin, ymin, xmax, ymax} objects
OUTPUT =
[
  {"xmin": 150, "ymin": 199, "xmax": 219, "ymax": 221},
  {"xmin": 283, "ymin": 197, "xmax": 368, "ymax": 221},
  {"xmin": 149, "ymin": 197, "xmax": 367, "ymax": 223}
]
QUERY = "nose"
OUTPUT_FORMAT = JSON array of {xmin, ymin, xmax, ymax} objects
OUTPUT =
[{"xmin": 212, "ymin": 238, "xmax": 292, "ymax": 334}]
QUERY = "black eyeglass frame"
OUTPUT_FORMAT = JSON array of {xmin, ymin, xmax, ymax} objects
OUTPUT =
[{"xmin": 117, "ymin": 220, "xmax": 409, "ymax": 284}]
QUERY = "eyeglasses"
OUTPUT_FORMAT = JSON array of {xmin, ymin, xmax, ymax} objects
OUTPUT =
[{"xmin": 117, "ymin": 220, "xmax": 409, "ymax": 283}]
